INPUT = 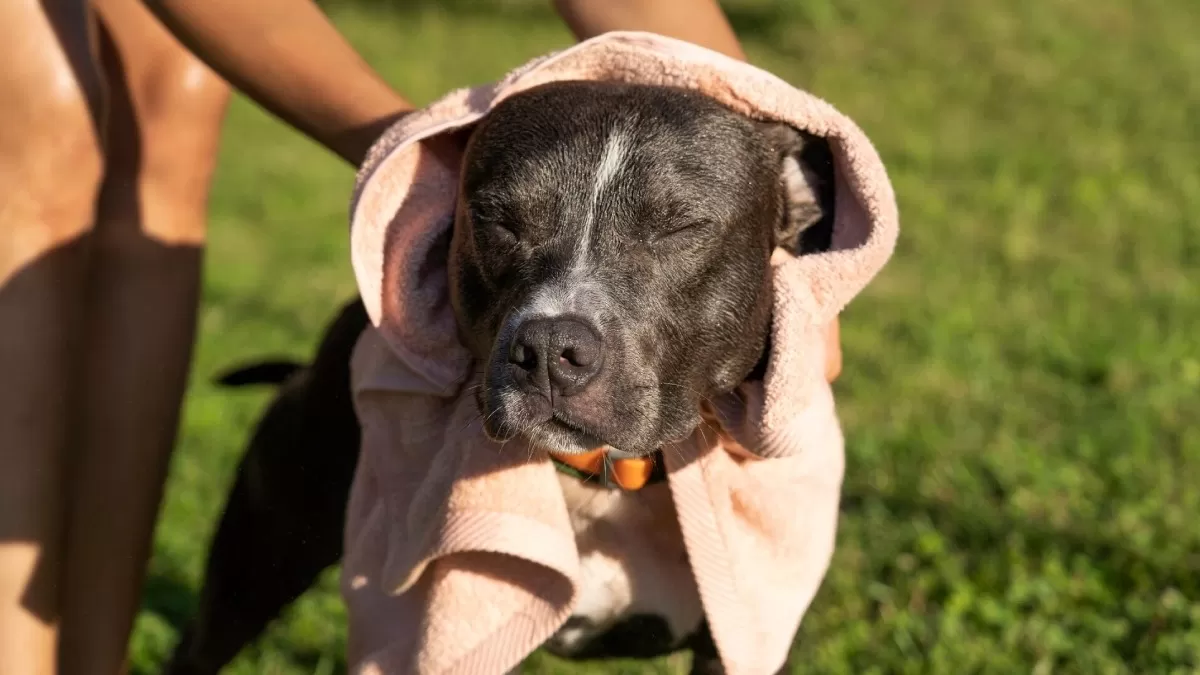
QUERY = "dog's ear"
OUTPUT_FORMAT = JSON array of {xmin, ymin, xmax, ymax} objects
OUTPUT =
[{"xmin": 756, "ymin": 122, "xmax": 835, "ymax": 254}]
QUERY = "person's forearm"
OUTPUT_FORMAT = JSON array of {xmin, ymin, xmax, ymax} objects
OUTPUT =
[
  {"xmin": 146, "ymin": 0, "xmax": 412, "ymax": 166},
  {"xmin": 147, "ymin": 0, "xmax": 746, "ymax": 166},
  {"xmin": 552, "ymin": 0, "xmax": 746, "ymax": 61}
]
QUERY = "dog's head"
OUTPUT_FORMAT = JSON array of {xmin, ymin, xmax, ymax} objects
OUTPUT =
[{"xmin": 447, "ymin": 80, "xmax": 834, "ymax": 457}]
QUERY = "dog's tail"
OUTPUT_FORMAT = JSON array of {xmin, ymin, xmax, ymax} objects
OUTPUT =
[{"xmin": 214, "ymin": 359, "xmax": 305, "ymax": 387}]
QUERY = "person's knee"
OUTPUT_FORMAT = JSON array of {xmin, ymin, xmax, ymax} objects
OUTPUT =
[
  {"xmin": 93, "ymin": 0, "xmax": 228, "ymax": 188},
  {"xmin": 0, "ymin": 61, "xmax": 106, "ymax": 269},
  {"xmin": 142, "ymin": 61, "xmax": 229, "ymax": 243},
  {"xmin": 102, "ymin": 50, "xmax": 230, "ymax": 246},
  {"xmin": 133, "ymin": 54, "xmax": 230, "ymax": 186},
  {"xmin": 6, "ymin": 95, "xmax": 106, "ymax": 217}
]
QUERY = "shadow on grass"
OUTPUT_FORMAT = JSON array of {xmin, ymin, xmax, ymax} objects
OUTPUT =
[
  {"xmin": 142, "ymin": 572, "xmax": 196, "ymax": 635},
  {"xmin": 139, "ymin": 570, "xmax": 350, "ymax": 675}
]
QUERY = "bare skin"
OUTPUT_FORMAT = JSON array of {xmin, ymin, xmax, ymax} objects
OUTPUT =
[
  {"xmin": 56, "ymin": 2, "xmax": 232, "ymax": 671},
  {"xmin": 0, "ymin": 1, "xmax": 107, "ymax": 672},
  {"xmin": 0, "ymin": 0, "xmax": 230, "ymax": 671},
  {"xmin": 0, "ymin": 1, "xmax": 840, "ymax": 673}
]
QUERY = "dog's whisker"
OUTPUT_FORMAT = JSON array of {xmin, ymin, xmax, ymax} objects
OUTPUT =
[
  {"xmin": 458, "ymin": 410, "xmax": 487, "ymax": 435},
  {"xmin": 659, "ymin": 381, "xmax": 719, "ymax": 410},
  {"xmin": 665, "ymin": 443, "xmax": 688, "ymax": 465}
]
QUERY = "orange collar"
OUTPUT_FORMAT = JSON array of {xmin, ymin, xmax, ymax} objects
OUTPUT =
[{"xmin": 548, "ymin": 448, "xmax": 659, "ymax": 490}]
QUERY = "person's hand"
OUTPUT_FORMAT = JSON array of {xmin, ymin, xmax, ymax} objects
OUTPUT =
[
  {"xmin": 824, "ymin": 318, "xmax": 842, "ymax": 383},
  {"xmin": 554, "ymin": 0, "xmax": 746, "ymax": 60}
]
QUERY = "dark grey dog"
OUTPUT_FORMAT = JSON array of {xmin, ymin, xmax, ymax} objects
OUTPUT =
[{"xmin": 166, "ymin": 80, "xmax": 835, "ymax": 675}]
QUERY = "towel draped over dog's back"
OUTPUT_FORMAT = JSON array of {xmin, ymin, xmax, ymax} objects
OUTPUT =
[{"xmin": 343, "ymin": 31, "xmax": 898, "ymax": 675}]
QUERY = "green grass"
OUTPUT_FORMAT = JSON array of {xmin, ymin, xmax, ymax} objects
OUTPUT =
[{"xmin": 131, "ymin": 0, "xmax": 1200, "ymax": 672}]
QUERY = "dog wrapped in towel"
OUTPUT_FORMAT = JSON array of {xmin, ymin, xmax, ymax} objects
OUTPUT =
[{"xmin": 343, "ymin": 31, "xmax": 898, "ymax": 675}]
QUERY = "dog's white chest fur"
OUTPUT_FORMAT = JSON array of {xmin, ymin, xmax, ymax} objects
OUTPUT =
[{"xmin": 542, "ymin": 472, "xmax": 705, "ymax": 655}]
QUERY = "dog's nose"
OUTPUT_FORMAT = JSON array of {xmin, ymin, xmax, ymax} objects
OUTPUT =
[{"xmin": 509, "ymin": 317, "xmax": 603, "ymax": 397}]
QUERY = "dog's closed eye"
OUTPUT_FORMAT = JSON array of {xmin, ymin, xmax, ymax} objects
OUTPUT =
[
  {"xmin": 468, "ymin": 202, "xmax": 521, "ymax": 246},
  {"xmin": 651, "ymin": 219, "xmax": 712, "ymax": 245},
  {"xmin": 484, "ymin": 222, "xmax": 519, "ymax": 244}
]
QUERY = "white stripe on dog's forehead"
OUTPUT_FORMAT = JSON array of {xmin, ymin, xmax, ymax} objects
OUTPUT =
[
  {"xmin": 574, "ymin": 130, "xmax": 630, "ymax": 272},
  {"xmin": 512, "ymin": 130, "xmax": 629, "ymax": 325},
  {"xmin": 592, "ymin": 132, "xmax": 629, "ymax": 201}
]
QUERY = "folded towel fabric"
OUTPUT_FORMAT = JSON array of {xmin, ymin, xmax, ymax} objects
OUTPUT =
[{"xmin": 342, "ymin": 30, "xmax": 899, "ymax": 675}]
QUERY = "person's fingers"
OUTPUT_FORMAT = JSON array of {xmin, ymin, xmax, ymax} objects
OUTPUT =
[
  {"xmin": 824, "ymin": 318, "xmax": 843, "ymax": 383},
  {"xmin": 552, "ymin": 0, "xmax": 745, "ymax": 60}
]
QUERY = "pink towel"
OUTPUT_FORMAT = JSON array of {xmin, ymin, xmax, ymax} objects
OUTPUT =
[{"xmin": 342, "ymin": 31, "xmax": 898, "ymax": 675}]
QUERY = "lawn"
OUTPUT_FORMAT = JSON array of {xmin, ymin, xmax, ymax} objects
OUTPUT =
[{"xmin": 130, "ymin": 0, "xmax": 1200, "ymax": 672}]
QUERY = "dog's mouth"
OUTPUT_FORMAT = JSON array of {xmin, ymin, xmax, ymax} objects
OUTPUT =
[
  {"xmin": 533, "ymin": 414, "xmax": 655, "ymax": 459},
  {"xmin": 545, "ymin": 412, "xmax": 649, "ymax": 458},
  {"xmin": 526, "ymin": 409, "xmax": 633, "ymax": 456},
  {"xmin": 548, "ymin": 412, "xmax": 605, "ymax": 447},
  {"xmin": 475, "ymin": 386, "xmax": 660, "ymax": 458}
]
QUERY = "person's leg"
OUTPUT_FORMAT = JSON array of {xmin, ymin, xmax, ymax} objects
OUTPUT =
[
  {"xmin": 55, "ymin": 0, "xmax": 230, "ymax": 671},
  {"xmin": 0, "ymin": 1, "xmax": 106, "ymax": 673}
]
